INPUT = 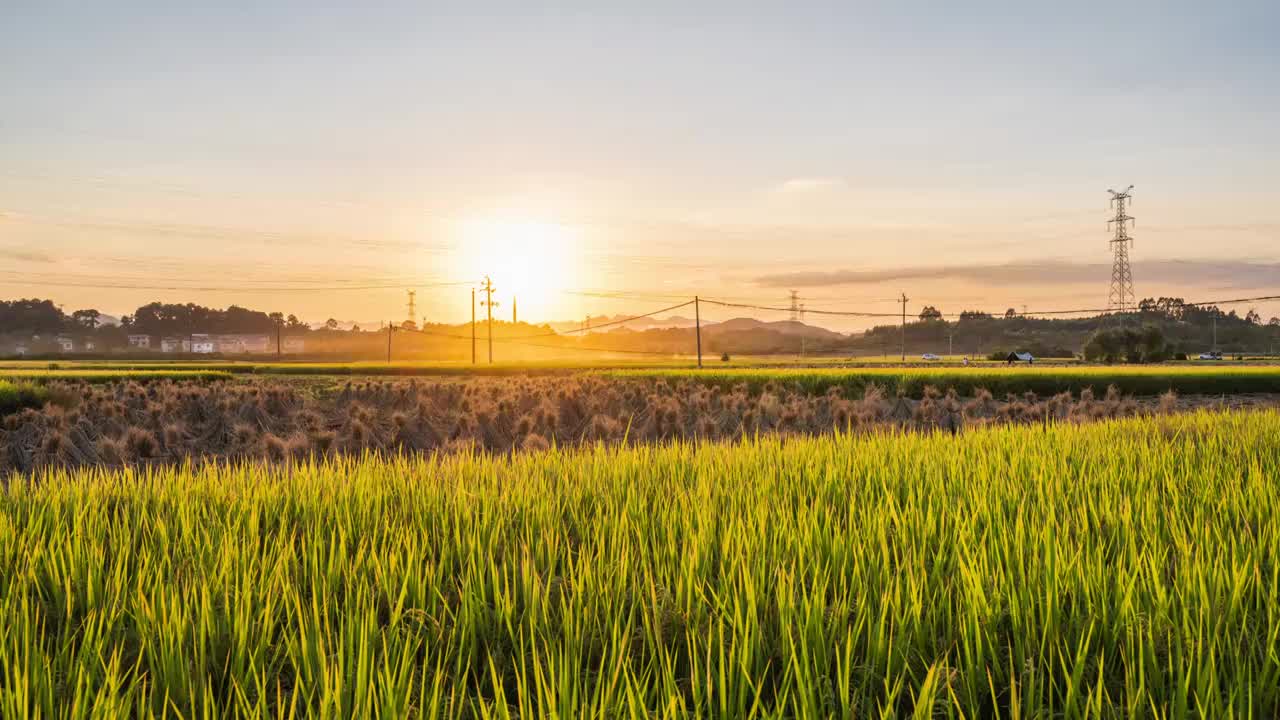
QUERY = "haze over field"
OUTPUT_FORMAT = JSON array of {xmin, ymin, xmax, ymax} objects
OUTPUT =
[{"xmin": 2, "ymin": 1, "xmax": 1278, "ymax": 328}]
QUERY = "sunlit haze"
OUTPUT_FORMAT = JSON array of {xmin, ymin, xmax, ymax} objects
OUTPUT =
[{"xmin": 3, "ymin": 1, "xmax": 1278, "ymax": 327}]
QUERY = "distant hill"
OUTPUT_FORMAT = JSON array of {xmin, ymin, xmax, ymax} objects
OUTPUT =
[
  {"xmin": 548, "ymin": 314, "xmax": 698, "ymax": 334},
  {"xmin": 704, "ymin": 317, "xmax": 846, "ymax": 341}
]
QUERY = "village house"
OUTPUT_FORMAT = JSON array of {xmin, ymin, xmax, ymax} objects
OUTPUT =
[
  {"xmin": 282, "ymin": 336, "xmax": 306, "ymax": 354},
  {"xmin": 160, "ymin": 337, "xmax": 192, "ymax": 353},
  {"xmin": 56, "ymin": 335, "xmax": 75, "ymax": 353},
  {"xmin": 216, "ymin": 334, "xmax": 271, "ymax": 354},
  {"xmin": 190, "ymin": 334, "xmax": 216, "ymax": 354},
  {"xmin": 127, "ymin": 334, "xmax": 153, "ymax": 350}
]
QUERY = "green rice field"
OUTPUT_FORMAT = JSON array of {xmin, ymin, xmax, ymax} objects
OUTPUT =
[
  {"xmin": 0, "ymin": 369, "xmax": 233, "ymax": 383},
  {"xmin": 606, "ymin": 366, "xmax": 1280, "ymax": 397},
  {"xmin": 3, "ymin": 361, "xmax": 1280, "ymax": 397},
  {"xmin": 2, "ymin": 410, "xmax": 1278, "ymax": 717}
]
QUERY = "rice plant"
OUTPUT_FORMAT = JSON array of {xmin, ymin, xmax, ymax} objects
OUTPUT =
[
  {"xmin": 1, "ymin": 409, "xmax": 1278, "ymax": 717},
  {"xmin": 0, "ymin": 380, "xmax": 47, "ymax": 416}
]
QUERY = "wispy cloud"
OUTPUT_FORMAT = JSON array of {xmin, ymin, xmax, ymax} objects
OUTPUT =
[
  {"xmin": 755, "ymin": 259, "xmax": 1280, "ymax": 291},
  {"xmin": 772, "ymin": 177, "xmax": 845, "ymax": 194},
  {"xmin": 0, "ymin": 247, "xmax": 55, "ymax": 263}
]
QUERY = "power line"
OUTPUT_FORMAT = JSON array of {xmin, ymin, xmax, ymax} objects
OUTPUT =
[
  {"xmin": 704, "ymin": 293, "xmax": 1280, "ymax": 321},
  {"xmin": 702, "ymin": 298, "xmax": 900, "ymax": 318},
  {"xmin": 501, "ymin": 300, "xmax": 696, "ymax": 341}
]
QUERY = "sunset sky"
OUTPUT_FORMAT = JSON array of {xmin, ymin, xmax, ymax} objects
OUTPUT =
[{"xmin": 3, "ymin": 1, "xmax": 1278, "ymax": 329}]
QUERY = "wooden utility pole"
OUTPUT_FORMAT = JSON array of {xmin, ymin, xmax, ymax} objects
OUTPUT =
[
  {"xmin": 899, "ymin": 293, "xmax": 909, "ymax": 361},
  {"xmin": 695, "ymin": 296, "xmax": 702, "ymax": 368},
  {"xmin": 480, "ymin": 276, "xmax": 497, "ymax": 364},
  {"xmin": 276, "ymin": 319, "xmax": 282, "ymax": 358},
  {"xmin": 386, "ymin": 321, "xmax": 392, "ymax": 363},
  {"xmin": 471, "ymin": 288, "xmax": 476, "ymax": 364},
  {"xmin": 512, "ymin": 296, "xmax": 517, "ymax": 324}
]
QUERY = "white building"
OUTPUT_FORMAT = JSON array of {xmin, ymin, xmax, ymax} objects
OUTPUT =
[
  {"xmin": 56, "ymin": 335, "xmax": 75, "ymax": 352},
  {"xmin": 216, "ymin": 334, "xmax": 271, "ymax": 354},
  {"xmin": 127, "ymin": 334, "xmax": 152, "ymax": 349},
  {"xmin": 160, "ymin": 337, "xmax": 192, "ymax": 353},
  {"xmin": 191, "ymin": 334, "xmax": 216, "ymax": 354}
]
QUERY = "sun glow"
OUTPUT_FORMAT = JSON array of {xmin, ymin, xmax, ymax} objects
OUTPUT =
[{"xmin": 452, "ymin": 218, "xmax": 581, "ymax": 322}]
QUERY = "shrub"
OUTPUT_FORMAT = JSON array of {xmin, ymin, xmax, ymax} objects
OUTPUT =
[{"xmin": 1083, "ymin": 324, "xmax": 1168, "ymax": 364}]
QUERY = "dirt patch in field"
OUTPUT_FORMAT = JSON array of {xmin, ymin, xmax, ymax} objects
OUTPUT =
[{"xmin": 2, "ymin": 377, "xmax": 1276, "ymax": 474}]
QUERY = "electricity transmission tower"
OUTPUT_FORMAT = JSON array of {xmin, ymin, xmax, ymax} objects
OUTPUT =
[
  {"xmin": 789, "ymin": 291, "xmax": 800, "ymax": 322},
  {"xmin": 480, "ymin": 276, "xmax": 498, "ymax": 363},
  {"xmin": 406, "ymin": 290, "xmax": 416, "ymax": 327},
  {"xmin": 1107, "ymin": 185, "xmax": 1136, "ymax": 321}
]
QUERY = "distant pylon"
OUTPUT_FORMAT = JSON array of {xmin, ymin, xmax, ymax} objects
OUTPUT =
[
  {"xmin": 406, "ymin": 290, "xmax": 417, "ymax": 326},
  {"xmin": 1107, "ymin": 185, "xmax": 1136, "ymax": 318},
  {"xmin": 789, "ymin": 290, "xmax": 800, "ymax": 322}
]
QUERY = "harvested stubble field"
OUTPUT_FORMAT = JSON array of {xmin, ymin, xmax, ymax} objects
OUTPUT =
[
  {"xmin": 1, "ymin": 375, "xmax": 1254, "ymax": 474},
  {"xmin": 1, "ymin": 410, "xmax": 1278, "ymax": 716}
]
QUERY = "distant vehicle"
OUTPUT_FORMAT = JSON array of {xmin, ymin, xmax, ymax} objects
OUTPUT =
[
  {"xmin": 1198, "ymin": 351, "xmax": 1223, "ymax": 360},
  {"xmin": 921, "ymin": 353, "xmax": 941, "ymax": 361}
]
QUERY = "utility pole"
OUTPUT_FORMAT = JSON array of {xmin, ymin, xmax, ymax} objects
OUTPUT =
[
  {"xmin": 695, "ymin": 296, "xmax": 702, "ymax": 368},
  {"xmin": 1213, "ymin": 314, "xmax": 1218, "ymax": 351},
  {"xmin": 275, "ymin": 318, "xmax": 282, "ymax": 358},
  {"xmin": 386, "ymin": 321, "xmax": 392, "ymax": 363},
  {"xmin": 470, "ymin": 288, "xmax": 476, "ymax": 365},
  {"xmin": 899, "ymin": 292, "xmax": 909, "ymax": 361},
  {"xmin": 512, "ymin": 296, "xmax": 517, "ymax": 324},
  {"xmin": 948, "ymin": 327, "xmax": 954, "ymax": 358},
  {"xmin": 480, "ymin": 276, "xmax": 497, "ymax": 363},
  {"xmin": 799, "ymin": 303, "xmax": 806, "ymax": 359},
  {"xmin": 1107, "ymin": 185, "xmax": 1137, "ymax": 326}
]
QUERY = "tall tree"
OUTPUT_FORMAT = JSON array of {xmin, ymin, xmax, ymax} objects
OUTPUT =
[
  {"xmin": 918, "ymin": 306, "xmax": 942, "ymax": 322},
  {"xmin": 71, "ymin": 309, "xmax": 102, "ymax": 329}
]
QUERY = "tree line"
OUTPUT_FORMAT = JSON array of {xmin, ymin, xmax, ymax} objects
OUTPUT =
[{"xmin": 0, "ymin": 299, "xmax": 314, "ymax": 337}]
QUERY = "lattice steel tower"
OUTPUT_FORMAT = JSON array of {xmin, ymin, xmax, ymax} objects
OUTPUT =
[
  {"xmin": 1107, "ymin": 185, "xmax": 1136, "ymax": 316},
  {"xmin": 789, "ymin": 290, "xmax": 800, "ymax": 322}
]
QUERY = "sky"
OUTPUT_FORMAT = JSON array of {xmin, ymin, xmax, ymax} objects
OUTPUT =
[{"xmin": 2, "ymin": 0, "xmax": 1278, "ymax": 329}]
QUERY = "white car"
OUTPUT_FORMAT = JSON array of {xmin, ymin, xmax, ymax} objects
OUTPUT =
[
  {"xmin": 1198, "ymin": 351, "xmax": 1223, "ymax": 360},
  {"xmin": 921, "ymin": 353, "xmax": 941, "ymax": 361}
]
